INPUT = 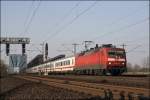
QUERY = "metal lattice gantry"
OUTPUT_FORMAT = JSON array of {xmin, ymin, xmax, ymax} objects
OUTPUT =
[
  {"xmin": 0, "ymin": 37, "xmax": 30, "ymax": 55},
  {"xmin": 0, "ymin": 37, "xmax": 30, "ymax": 44}
]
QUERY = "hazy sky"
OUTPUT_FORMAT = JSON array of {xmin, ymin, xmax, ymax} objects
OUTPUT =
[{"xmin": 1, "ymin": 1, "xmax": 149, "ymax": 66}]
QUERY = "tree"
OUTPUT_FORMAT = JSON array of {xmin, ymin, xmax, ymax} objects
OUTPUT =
[
  {"xmin": 127, "ymin": 62, "xmax": 133, "ymax": 72},
  {"xmin": 0, "ymin": 59, "xmax": 8, "ymax": 78},
  {"xmin": 133, "ymin": 64, "xmax": 141, "ymax": 72},
  {"xmin": 141, "ymin": 56, "xmax": 149, "ymax": 72},
  {"xmin": 142, "ymin": 56, "xmax": 149, "ymax": 68}
]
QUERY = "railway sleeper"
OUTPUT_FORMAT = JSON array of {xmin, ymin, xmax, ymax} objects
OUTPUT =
[
  {"xmin": 16, "ymin": 76, "xmax": 150, "ymax": 100},
  {"xmin": 92, "ymin": 89, "xmax": 150, "ymax": 100},
  {"xmin": 29, "ymin": 76, "xmax": 149, "ymax": 98}
]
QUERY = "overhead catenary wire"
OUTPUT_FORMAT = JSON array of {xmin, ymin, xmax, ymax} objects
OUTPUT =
[
  {"xmin": 122, "ymin": 36, "xmax": 148, "ymax": 46},
  {"xmin": 86, "ymin": 16, "xmax": 148, "ymax": 53},
  {"xmin": 29, "ymin": 1, "xmax": 147, "ymax": 55},
  {"xmin": 75, "ymin": 17, "xmax": 149, "ymax": 51},
  {"xmin": 92, "ymin": 17, "xmax": 149, "ymax": 41},
  {"xmin": 61, "ymin": 44, "xmax": 73, "ymax": 53},
  {"xmin": 43, "ymin": 1, "xmax": 98, "ymax": 42},
  {"xmin": 101, "ymin": 6, "xmax": 149, "ymax": 44},
  {"xmin": 96, "ymin": 17, "xmax": 149, "ymax": 53},
  {"xmin": 24, "ymin": 2, "xmax": 80, "ymax": 56},
  {"xmin": 45, "ymin": 1, "xmax": 81, "ymax": 37},
  {"xmin": 108, "ymin": 35, "xmax": 148, "ymax": 48},
  {"xmin": 23, "ymin": 0, "xmax": 41, "ymax": 36},
  {"xmin": 126, "ymin": 45, "xmax": 142, "ymax": 53},
  {"xmin": 27, "ymin": 43, "xmax": 43, "ymax": 54},
  {"xmin": 104, "ymin": 5, "xmax": 149, "ymax": 28},
  {"xmin": 18, "ymin": 2, "xmax": 148, "ymax": 61},
  {"xmin": 23, "ymin": 1, "xmax": 35, "ymax": 28},
  {"xmin": 67, "ymin": 4, "xmax": 148, "ymax": 45}
]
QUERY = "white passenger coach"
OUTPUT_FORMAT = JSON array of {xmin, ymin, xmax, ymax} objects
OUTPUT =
[{"xmin": 26, "ymin": 56, "xmax": 75, "ymax": 75}]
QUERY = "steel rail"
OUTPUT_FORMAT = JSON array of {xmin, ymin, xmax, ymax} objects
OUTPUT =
[{"xmin": 15, "ymin": 75, "xmax": 150, "ymax": 99}]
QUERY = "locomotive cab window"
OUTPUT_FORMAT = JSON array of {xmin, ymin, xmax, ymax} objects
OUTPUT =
[{"xmin": 108, "ymin": 50, "xmax": 125, "ymax": 58}]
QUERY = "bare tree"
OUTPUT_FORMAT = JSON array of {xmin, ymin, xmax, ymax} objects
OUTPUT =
[
  {"xmin": 0, "ymin": 59, "xmax": 8, "ymax": 78},
  {"xmin": 127, "ymin": 62, "xmax": 133, "ymax": 72},
  {"xmin": 133, "ymin": 64, "xmax": 141, "ymax": 72},
  {"xmin": 141, "ymin": 56, "xmax": 149, "ymax": 72}
]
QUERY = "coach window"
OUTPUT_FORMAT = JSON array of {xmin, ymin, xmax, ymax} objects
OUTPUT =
[
  {"xmin": 56, "ymin": 63, "xmax": 58, "ymax": 67},
  {"xmin": 72, "ymin": 59, "xmax": 74, "ymax": 64},
  {"xmin": 68, "ymin": 60, "xmax": 70, "ymax": 65},
  {"xmin": 63, "ymin": 61, "xmax": 65, "ymax": 66},
  {"xmin": 63, "ymin": 61, "xmax": 65, "ymax": 65},
  {"xmin": 65, "ymin": 61, "xmax": 67, "ymax": 65},
  {"xmin": 50, "ymin": 64, "xmax": 53, "ymax": 67},
  {"xmin": 62, "ymin": 61, "xmax": 64, "ymax": 66}
]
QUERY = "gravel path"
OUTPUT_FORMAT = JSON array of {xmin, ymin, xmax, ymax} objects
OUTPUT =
[{"xmin": 1, "ymin": 76, "xmax": 95, "ymax": 100}]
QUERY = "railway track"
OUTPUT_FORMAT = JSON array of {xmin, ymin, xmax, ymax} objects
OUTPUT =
[
  {"xmin": 15, "ymin": 75, "xmax": 150, "ymax": 100},
  {"xmin": 45, "ymin": 74, "xmax": 149, "ymax": 81},
  {"xmin": 31, "ymin": 74, "xmax": 149, "ymax": 88}
]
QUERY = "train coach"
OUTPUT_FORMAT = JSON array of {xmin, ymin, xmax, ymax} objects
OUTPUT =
[{"xmin": 26, "ymin": 44, "xmax": 127, "ymax": 76}]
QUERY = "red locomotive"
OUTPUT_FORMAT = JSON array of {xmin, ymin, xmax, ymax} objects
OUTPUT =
[{"xmin": 74, "ymin": 44, "xmax": 127, "ymax": 75}]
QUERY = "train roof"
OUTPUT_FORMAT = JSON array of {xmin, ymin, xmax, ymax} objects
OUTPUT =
[
  {"xmin": 45, "ymin": 54, "xmax": 65, "ymax": 63},
  {"xmin": 43, "ymin": 55, "xmax": 75, "ymax": 64},
  {"xmin": 76, "ymin": 44, "xmax": 124, "ymax": 56}
]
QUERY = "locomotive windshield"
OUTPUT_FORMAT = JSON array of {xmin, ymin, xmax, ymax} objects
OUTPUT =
[{"xmin": 108, "ymin": 50, "xmax": 125, "ymax": 58}]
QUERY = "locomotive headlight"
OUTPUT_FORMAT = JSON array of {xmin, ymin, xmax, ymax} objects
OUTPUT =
[
  {"xmin": 108, "ymin": 62, "xmax": 111, "ymax": 65},
  {"xmin": 122, "ymin": 62, "xmax": 125, "ymax": 65}
]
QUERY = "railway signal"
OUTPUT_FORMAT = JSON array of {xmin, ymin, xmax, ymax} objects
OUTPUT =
[
  {"xmin": 45, "ymin": 43, "xmax": 48, "ymax": 60},
  {"xmin": 22, "ymin": 44, "xmax": 26, "ymax": 55},
  {"xmin": 6, "ymin": 43, "xmax": 10, "ymax": 56}
]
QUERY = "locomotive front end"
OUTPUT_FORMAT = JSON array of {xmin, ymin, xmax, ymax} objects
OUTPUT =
[{"xmin": 107, "ymin": 48, "xmax": 127, "ymax": 75}]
